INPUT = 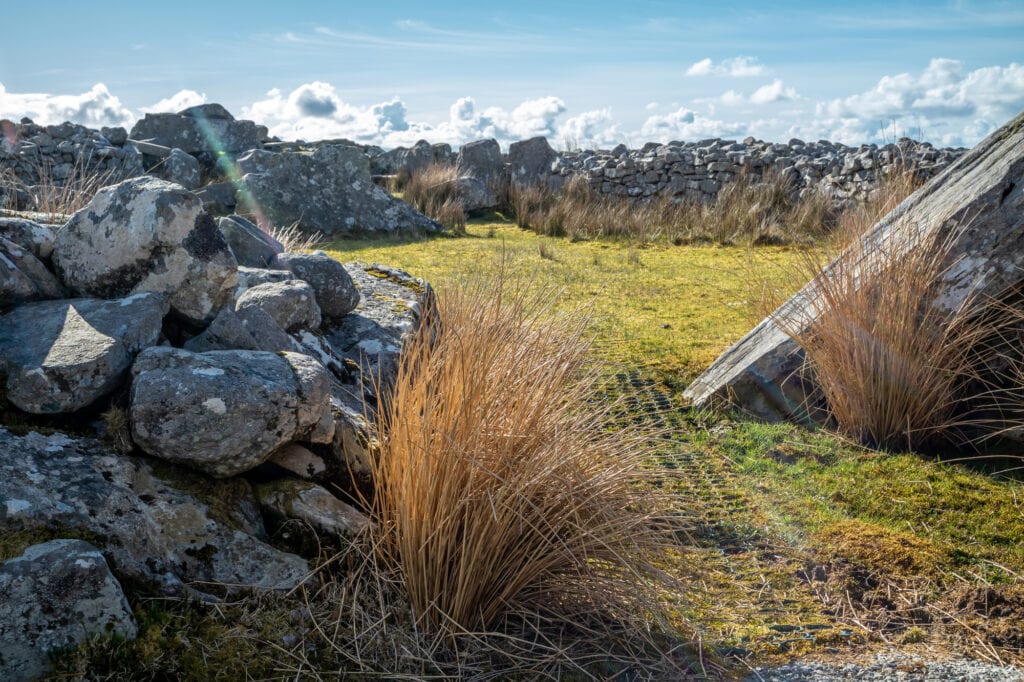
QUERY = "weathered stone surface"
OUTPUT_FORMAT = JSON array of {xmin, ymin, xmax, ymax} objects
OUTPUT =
[
  {"xmin": 130, "ymin": 347, "xmax": 331, "ymax": 477},
  {"xmin": 509, "ymin": 136, "xmax": 557, "ymax": 188},
  {"xmin": 219, "ymin": 214, "xmax": 283, "ymax": 268},
  {"xmin": 268, "ymin": 443, "xmax": 328, "ymax": 480},
  {"xmin": 0, "ymin": 293, "xmax": 167, "ymax": 413},
  {"xmin": 456, "ymin": 138, "xmax": 504, "ymax": 186},
  {"xmin": 371, "ymin": 139, "xmax": 453, "ymax": 176},
  {"xmin": 255, "ymin": 479, "xmax": 369, "ymax": 538},
  {"xmin": 235, "ymin": 280, "xmax": 322, "ymax": 332},
  {"xmin": 0, "ymin": 539, "xmax": 136, "ymax": 682},
  {"xmin": 684, "ymin": 112, "xmax": 1024, "ymax": 421},
  {"xmin": 130, "ymin": 105, "xmax": 263, "ymax": 155},
  {"xmin": 195, "ymin": 180, "xmax": 238, "ymax": 215},
  {"xmin": 270, "ymin": 251, "xmax": 360, "ymax": 318},
  {"xmin": 153, "ymin": 147, "xmax": 201, "ymax": 190},
  {"xmin": 282, "ymin": 351, "xmax": 335, "ymax": 443},
  {"xmin": 0, "ymin": 427, "xmax": 309, "ymax": 596},
  {"xmin": 52, "ymin": 177, "xmax": 237, "ymax": 326},
  {"xmin": 237, "ymin": 145, "xmax": 441, "ymax": 235},
  {"xmin": 452, "ymin": 176, "xmax": 498, "ymax": 212},
  {"xmin": 0, "ymin": 236, "xmax": 66, "ymax": 311},
  {"xmin": 234, "ymin": 265, "xmax": 296, "ymax": 298},
  {"xmin": 0, "ymin": 216, "xmax": 56, "ymax": 259},
  {"xmin": 183, "ymin": 304, "xmax": 295, "ymax": 353}
]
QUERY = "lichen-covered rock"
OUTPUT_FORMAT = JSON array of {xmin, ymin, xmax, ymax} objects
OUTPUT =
[
  {"xmin": 509, "ymin": 135, "xmax": 557, "ymax": 188},
  {"xmin": 0, "ymin": 427, "xmax": 309, "ymax": 597},
  {"xmin": 154, "ymin": 147, "xmax": 201, "ymax": 190},
  {"xmin": 235, "ymin": 280, "xmax": 322, "ymax": 332},
  {"xmin": 0, "ymin": 216, "xmax": 56, "ymax": 259},
  {"xmin": 451, "ymin": 176, "xmax": 498, "ymax": 212},
  {"xmin": 0, "ymin": 236, "xmax": 66, "ymax": 311},
  {"xmin": 456, "ymin": 138, "xmax": 505, "ymax": 186},
  {"xmin": 282, "ymin": 351, "xmax": 335, "ymax": 443},
  {"xmin": 0, "ymin": 539, "xmax": 136, "ymax": 682},
  {"xmin": 219, "ymin": 214, "xmax": 283, "ymax": 268},
  {"xmin": 234, "ymin": 265, "xmax": 296, "ymax": 299},
  {"xmin": 52, "ymin": 176, "xmax": 237, "ymax": 326},
  {"xmin": 130, "ymin": 105, "xmax": 264, "ymax": 155},
  {"xmin": 237, "ymin": 145, "xmax": 441, "ymax": 236},
  {"xmin": 183, "ymin": 304, "xmax": 295, "ymax": 353},
  {"xmin": 271, "ymin": 251, "xmax": 360, "ymax": 318},
  {"xmin": 0, "ymin": 293, "xmax": 167, "ymax": 413},
  {"xmin": 255, "ymin": 478, "xmax": 369, "ymax": 538},
  {"xmin": 130, "ymin": 347, "xmax": 332, "ymax": 477}
]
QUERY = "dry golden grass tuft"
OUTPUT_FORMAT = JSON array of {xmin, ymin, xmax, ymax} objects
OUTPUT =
[
  {"xmin": 359, "ymin": 269, "xmax": 692, "ymax": 676},
  {"xmin": 1, "ymin": 156, "xmax": 125, "ymax": 219},
  {"xmin": 399, "ymin": 162, "xmax": 467, "ymax": 232}
]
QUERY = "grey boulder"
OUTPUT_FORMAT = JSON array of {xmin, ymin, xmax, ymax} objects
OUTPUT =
[
  {"xmin": 130, "ymin": 347, "xmax": 333, "ymax": 477},
  {"xmin": 0, "ymin": 236, "xmax": 66, "ymax": 311},
  {"xmin": 271, "ymin": 250, "xmax": 360, "ymax": 318},
  {"xmin": 0, "ymin": 216, "xmax": 56, "ymax": 259},
  {"xmin": 153, "ymin": 147, "xmax": 201, "ymax": 190},
  {"xmin": 452, "ymin": 176, "xmax": 498, "ymax": 212},
  {"xmin": 235, "ymin": 279, "xmax": 322, "ymax": 332},
  {"xmin": 0, "ymin": 539, "xmax": 136, "ymax": 682},
  {"xmin": 509, "ymin": 136, "xmax": 557, "ymax": 188},
  {"xmin": 456, "ymin": 138, "xmax": 505, "ymax": 186},
  {"xmin": 129, "ymin": 105, "xmax": 264, "ymax": 155},
  {"xmin": 0, "ymin": 293, "xmax": 167, "ymax": 413},
  {"xmin": 52, "ymin": 177, "xmax": 237, "ymax": 326},
  {"xmin": 255, "ymin": 478, "xmax": 369, "ymax": 538},
  {"xmin": 219, "ymin": 214, "xmax": 284, "ymax": 267},
  {"xmin": 237, "ymin": 144, "xmax": 441, "ymax": 236},
  {"xmin": 183, "ymin": 304, "xmax": 295, "ymax": 353},
  {"xmin": 234, "ymin": 265, "xmax": 296, "ymax": 298}
]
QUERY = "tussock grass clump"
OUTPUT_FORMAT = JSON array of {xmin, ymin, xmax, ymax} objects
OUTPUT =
[
  {"xmin": 1, "ymin": 156, "xmax": 125, "ymax": 219},
  {"xmin": 365, "ymin": 272, "xmax": 686, "ymax": 673},
  {"xmin": 399, "ymin": 162, "xmax": 467, "ymax": 232},
  {"xmin": 769, "ymin": 217, "xmax": 1024, "ymax": 451}
]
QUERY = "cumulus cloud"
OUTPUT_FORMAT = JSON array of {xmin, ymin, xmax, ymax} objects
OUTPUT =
[
  {"xmin": 750, "ymin": 79, "xmax": 799, "ymax": 104},
  {"xmin": 0, "ymin": 83, "xmax": 134, "ymax": 128},
  {"xmin": 814, "ymin": 58, "xmax": 1024, "ymax": 146},
  {"xmin": 639, "ymin": 107, "xmax": 743, "ymax": 142},
  {"xmin": 686, "ymin": 56, "xmax": 767, "ymax": 78},
  {"xmin": 556, "ymin": 108, "xmax": 623, "ymax": 149},
  {"xmin": 141, "ymin": 89, "xmax": 207, "ymax": 114}
]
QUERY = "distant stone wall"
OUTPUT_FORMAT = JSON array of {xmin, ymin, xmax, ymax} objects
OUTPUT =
[{"xmin": 547, "ymin": 137, "xmax": 966, "ymax": 206}]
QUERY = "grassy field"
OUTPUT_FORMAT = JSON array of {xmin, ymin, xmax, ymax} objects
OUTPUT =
[{"xmin": 322, "ymin": 215, "xmax": 1024, "ymax": 674}]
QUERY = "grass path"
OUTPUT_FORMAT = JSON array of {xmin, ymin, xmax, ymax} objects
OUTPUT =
[{"xmin": 324, "ymin": 218, "xmax": 1024, "ymax": 674}]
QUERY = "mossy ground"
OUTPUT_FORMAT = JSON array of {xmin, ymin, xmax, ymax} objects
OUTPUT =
[{"xmin": 51, "ymin": 215, "xmax": 1024, "ymax": 677}]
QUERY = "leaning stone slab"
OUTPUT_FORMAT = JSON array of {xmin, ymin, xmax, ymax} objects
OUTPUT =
[
  {"xmin": 52, "ymin": 176, "xmax": 237, "ymax": 326},
  {"xmin": 237, "ymin": 144, "xmax": 442, "ymax": 236},
  {"xmin": 684, "ymin": 112, "xmax": 1024, "ymax": 421},
  {"xmin": 0, "ymin": 293, "xmax": 167, "ymax": 413},
  {"xmin": 183, "ymin": 304, "xmax": 295, "ymax": 353},
  {"xmin": 509, "ymin": 136, "xmax": 557, "ymax": 189},
  {"xmin": 129, "ymin": 347, "xmax": 332, "ymax": 477},
  {"xmin": 0, "ymin": 539, "xmax": 136, "ymax": 682},
  {"xmin": 0, "ymin": 427, "xmax": 309, "ymax": 597},
  {"xmin": 0, "ymin": 216, "xmax": 56, "ymax": 259},
  {"xmin": 219, "ymin": 214, "xmax": 283, "ymax": 268}
]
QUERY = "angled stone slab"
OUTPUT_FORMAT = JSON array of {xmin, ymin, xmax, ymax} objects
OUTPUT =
[{"xmin": 684, "ymin": 112, "xmax": 1024, "ymax": 421}]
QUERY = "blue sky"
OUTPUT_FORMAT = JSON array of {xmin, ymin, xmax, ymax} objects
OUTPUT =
[{"xmin": 1, "ymin": 0, "xmax": 1022, "ymax": 148}]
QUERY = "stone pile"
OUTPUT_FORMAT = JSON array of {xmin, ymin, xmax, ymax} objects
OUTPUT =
[
  {"xmin": 0, "ymin": 119, "xmax": 144, "ymax": 208},
  {"xmin": 0, "ymin": 174, "xmax": 430, "ymax": 680}
]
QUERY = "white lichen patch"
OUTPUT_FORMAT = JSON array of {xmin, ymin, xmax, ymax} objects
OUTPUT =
[
  {"xmin": 5, "ymin": 499, "xmax": 32, "ymax": 515},
  {"xmin": 202, "ymin": 398, "xmax": 227, "ymax": 415},
  {"xmin": 192, "ymin": 367, "xmax": 225, "ymax": 377}
]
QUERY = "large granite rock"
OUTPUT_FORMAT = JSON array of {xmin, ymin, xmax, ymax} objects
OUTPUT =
[
  {"xmin": 0, "ymin": 216, "xmax": 56, "ymax": 259},
  {"xmin": 235, "ymin": 280, "xmax": 322, "ymax": 332},
  {"xmin": 0, "ymin": 427, "xmax": 309, "ymax": 597},
  {"xmin": 0, "ymin": 293, "xmax": 167, "ymax": 413},
  {"xmin": 372, "ymin": 139, "xmax": 453, "ymax": 176},
  {"xmin": 684, "ymin": 112, "xmax": 1024, "ymax": 421},
  {"xmin": 129, "ymin": 347, "xmax": 333, "ymax": 477},
  {"xmin": 52, "ymin": 177, "xmax": 237, "ymax": 326},
  {"xmin": 154, "ymin": 147, "xmax": 202, "ymax": 190},
  {"xmin": 270, "ymin": 251, "xmax": 360, "ymax": 319},
  {"xmin": 456, "ymin": 138, "xmax": 505, "ymax": 187},
  {"xmin": 129, "ymin": 104, "xmax": 265, "ymax": 155},
  {"xmin": 0, "ymin": 539, "xmax": 136, "ymax": 682},
  {"xmin": 509, "ymin": 136, "xmax": 557, "ymax": 189},
  {"xmin": 183, "ymin": 305, "xmax": 295, "ymax": 353},
  {"xmin": 255, "ymin": 478, "xmax": 369, "ymax": 538},
  {"xmin": 237, "ymin": 145, "xmax": 441, "ymax": 236},
  {"xmin": 451, "ymin": 176, "xmax": 498, "ymax": 212}
]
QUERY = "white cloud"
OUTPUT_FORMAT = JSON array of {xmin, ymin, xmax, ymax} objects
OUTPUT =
[
  {"xmin": 141, "ymin": 89, "xmax": 207, "ymax": 114},
  {"xmin": 686, "ymin": 56, "xmax": 767, "ymax": 78},
  {"xmin": 639, "ymin": 107, "xmax": 743, "ymax": 142},
  {"xmin": 0, "ymin": 83, "xmax": 134, "ymax": 128},
  {"xmin": 557, "ymin": 108, "xmax": 623, "ymax": 148},
  {"xmin": 814, "ymin": 58, "xmax": 1024, "ymax": 146},
  {"xmin": 750, "ymin": 79, "xmax": 799, "ymax": 104}
]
